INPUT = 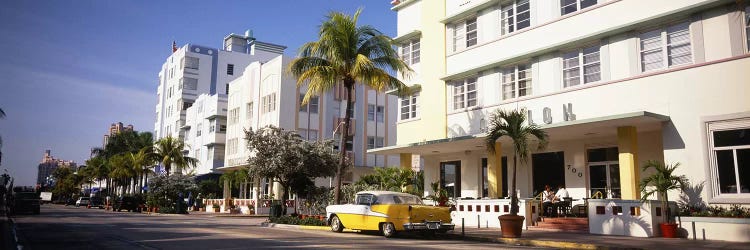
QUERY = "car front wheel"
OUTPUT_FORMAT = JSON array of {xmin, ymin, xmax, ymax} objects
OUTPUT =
[
  {"xmin": 330, "ymin": 215, "xmax": 343, "ymax": 233},
  {"xmin": 381, "ymin": 223, "xmax": 396, "ymax": 238}
]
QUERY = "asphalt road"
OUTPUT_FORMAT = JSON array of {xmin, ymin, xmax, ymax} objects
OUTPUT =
[{"xmin": 11, "ymin": 205, "xmax": 545, "ymax": 250}]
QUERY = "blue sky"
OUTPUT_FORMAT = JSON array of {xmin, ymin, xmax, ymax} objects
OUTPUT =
[{"xmin": 0, "ymin": 0, "xmax": 397, "ymax": 186}]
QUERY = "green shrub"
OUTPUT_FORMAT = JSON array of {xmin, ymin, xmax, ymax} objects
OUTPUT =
[{"xmin": 269, "ymin": 215, "xmax": 326, "ymax": 226}]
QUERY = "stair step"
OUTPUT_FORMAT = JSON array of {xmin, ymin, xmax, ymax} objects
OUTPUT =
[
  {"xmin": 534, "ymin": 223, "xmax": 589, "ymax": 232},
  {"xmin": 540, "ymin": 218, "xmax": 589, "ymax": 225}
]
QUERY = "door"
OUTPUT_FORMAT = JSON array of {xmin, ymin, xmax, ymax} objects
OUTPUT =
[
  {"xmin": 588, "ymin": 162, "xmax": 620, "ymax": 198},
  {"xmin": 440, "ymin": 161, "xmax": 461, "ymax": 199},
  {"xmin": 532, "ymin": 152, "xmax": 565, "ymax": 196}
]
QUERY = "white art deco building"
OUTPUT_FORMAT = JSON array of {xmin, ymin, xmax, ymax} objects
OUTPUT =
[{"xmin": 373, "ymin": 0, "xmax": 750, "ymax": 240}]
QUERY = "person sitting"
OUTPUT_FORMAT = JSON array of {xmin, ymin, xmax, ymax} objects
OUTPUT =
[
  {"xmin": 541, "ymin": 185, "xmax": 555, "ymax": 217},
  {"xmin": 554, "ymin": 185, "xmax": 571, "ymax": 216}
]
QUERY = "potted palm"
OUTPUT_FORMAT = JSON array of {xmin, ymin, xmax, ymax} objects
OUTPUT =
[
  {"xmin": 639, "ymin": 160, "xmax": 687, "ymax": 238},
  {"xmin": 427, "ymin": 182, "xmax": 449, "ymax": 206},
  {"xmin": 212, "ymin": 203, "xmax": 220, "ymax": 213},
  {"xmin": 485, "ymin": 109, "xmax": 548, "ymax": 238}
]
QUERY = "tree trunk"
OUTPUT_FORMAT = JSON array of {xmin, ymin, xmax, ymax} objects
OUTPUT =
[
  {"xmin": 510, "ymin": 154, "xmax": 519, "ymax": 215},
  {"xmin": 281, "ymin": 184, "xmax": 288, "ymax": 216},
  {"xmin": 334, "ymin": 80, "xmax": 355, "ymax": 205}
]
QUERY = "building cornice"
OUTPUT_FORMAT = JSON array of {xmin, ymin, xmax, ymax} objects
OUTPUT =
[{"xmin": 392, "ymin": 30, "xmax": 422, "ymax": 44}]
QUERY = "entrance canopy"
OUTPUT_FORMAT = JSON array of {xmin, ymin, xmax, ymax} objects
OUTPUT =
[{"xmin": 368, "ymin": 111, "xmax": 670, "ymax": 156}]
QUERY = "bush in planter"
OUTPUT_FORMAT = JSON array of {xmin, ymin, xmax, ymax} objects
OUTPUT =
[
  {"xmin": 639, "ymin": 161, "xmax": 688, "ymax": 238},
  {"xmin": 681, "ymin": 204, "xmax": 750, "ymax": 218}
]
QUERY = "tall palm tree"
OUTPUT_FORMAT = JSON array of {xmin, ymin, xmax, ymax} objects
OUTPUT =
[
  {"xmin": 109, "ymin": 154, "xmax": 135, "ymax": 195},
  {"xmin": 153, "ymin": 137, "xmax": 197, "ymax": 176},
  {"xmin": 127, "ymin": 147, "xmax": 155, "ymax": 194},
  {"xmin": 289, "ymin": 9, "xmax": 411, "ymax": 204},
  {"xmin": 85, "ymin": 156, "xmax": 108, "ymax": 195},
  {"xmin": 485, "ymin": 109, "xmax": 548, "ymax": 216}
]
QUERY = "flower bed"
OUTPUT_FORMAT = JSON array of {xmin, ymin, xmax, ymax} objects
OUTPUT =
[{"xmin": 677, "ymin": 204, "xmax": 750, "ymax": 242}]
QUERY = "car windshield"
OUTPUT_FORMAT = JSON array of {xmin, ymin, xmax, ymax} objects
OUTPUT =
[{"xmin": 373, "ymin": 194, "xmax": 423, "ymax": 205}]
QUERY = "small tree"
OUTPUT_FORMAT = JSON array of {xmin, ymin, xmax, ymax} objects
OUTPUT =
[
  {"xmin": 147, "ymin": 174, "xmax": 198, "ymax": 214},
  {"xmin": 485, "ymin": 109, "xmax": 548, "ymax": 216},
  {"xmin": 640, "ymin": 161, "xmax": 688, "ymax": 224},
  {"xmin": 245, "ymin": 126, "xmax": 337, "ymax": 215}
]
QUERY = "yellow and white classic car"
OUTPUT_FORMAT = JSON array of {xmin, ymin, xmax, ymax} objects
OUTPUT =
[{"xmin": 326, "ymin": 191, "xmax": 454, "ymax": 237}]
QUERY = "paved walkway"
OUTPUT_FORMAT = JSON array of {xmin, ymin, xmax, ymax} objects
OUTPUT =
[{"xmin": 449, "ymin": 227, "xmax": 750, "ymax": 250}]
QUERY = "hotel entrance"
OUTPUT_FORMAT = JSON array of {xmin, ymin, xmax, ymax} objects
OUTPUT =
[{"xmin": 587, "ymin": 147, "xmax": 620, "ymax": 198}]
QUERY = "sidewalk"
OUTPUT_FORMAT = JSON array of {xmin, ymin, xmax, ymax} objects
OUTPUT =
[
  {"xmin": 1, "ymin": 195, "xmax": 18, "ymax": 250},
  {"xmin": 449, "ymin": 227, "xmax": 750, "ymax": 250}
]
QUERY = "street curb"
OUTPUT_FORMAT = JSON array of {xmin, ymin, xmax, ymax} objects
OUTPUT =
[
  {"xmin": 261, "ymin": 222, "xmax": 359, "ymax": 232},
  {"xmin": 260, "ymin": 222, "xmax": 638, "ymax": 249},
  {"xmin": 444, "ymin": 233, "xmax": 641, "ymax": 250}
]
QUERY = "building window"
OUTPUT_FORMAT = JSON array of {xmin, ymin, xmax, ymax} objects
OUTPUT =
[
  {"xmin": 367, "ymin": 104, "xmax": 384, "ymax": 122},
  {"xmin": 227, "ymin": 138, "xmax": 238, "ymax": 155},
  {"xmin": 745, "ymin": 6, "xmax": 750, "ymax": 51},
  {"xmin": 196, "ymin": 123, "xmax": 202, "ymax": 136},
  {"xmin": 182, "ymin": 101, "xmax": 193, "ymax": 111},
  {"xmin": 400, "ymin": 93, "xmax": 418, "ymax": 120},
  {"xmin": 209, "ymin": 123, "xmax": 215, "ymax": 133},
  {"xmin": 226, "ymin": 83, "xmax": 229, "ymax": 95},
  {"xmin": 451, "ymin": 17, "xmax": 477, "ymax": 52},
  {"xmin": 708, "ymin": 119, "xmax": 750, "ymax": 196},
  {"xmin": 180, "ymin": 77, "xmax": 198, "ymax": 90},
  {"xmin": 246, "ymin": 102, "xmax": 253, "ymax": 120},
  {"xmin": 563, "ymin": 45, "xmax": 601, "ymax": 88},
  {"xmin": 560, "ymin": 0, "xmax": 597, "ymax": 15},
  {"xmin": 219, "ymin": 124, "xmax": 226, "ymax": 133},
  {"xmin": 228, "ymin": 108, "xmax": 239, "ymax": 125},
  {"xmin": 367, "ymin": 136, "xmax": 385, "ymax": 149},
  {"xmin": 195, "ymin": 148, "xmax": 201, "ymax": 161},
  {"xmin": 299, "ymin": 129, "xmax": 319, "ymax": 141},
  {"xmin": 500, "ymin": 0, "xmax": 531, "ymax": 35},
  {"xmin": 182, "ymin": 56, "xmax": 199, "ymax": 70},
  {"xmin": 501, "ymin": 64, "xmax": 532, "ymax": 100},
  {"xmin": 262, "ymin": 93, "xmax": 276, "ymax": 114},
  {"xmin": 227, "ymin": 64, "xmax": 234, "ymax": 75},
  {"xmin": 401, "ymin": 39, "xmax": 420, "ymax": 65},
  {"xmin": 640, "ymin": 21, "xmax": 692, "ymax": 72},
  {"xmin": 452, "ymin": 77, "xmax": 477, "ymax": 110},
  {"xmin": 299, "ymin": 94, "xmax": 319, "ymax": 114}
]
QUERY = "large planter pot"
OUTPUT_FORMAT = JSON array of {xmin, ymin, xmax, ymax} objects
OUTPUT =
[
  {"xmin": 499, "ymin": 214, "xmax": 525, "ymax": 238},
  {"xmin": 660, "ymin": 223, "xmax": 678, "ymax": 238},
  {"xmin": 213, "ymin": 207, "xmax": 220, "ymax": 213}
]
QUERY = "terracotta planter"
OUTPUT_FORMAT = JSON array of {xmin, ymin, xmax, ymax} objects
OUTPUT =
[
  {"xmin": 660, "ymin": 223, "xmax": 678, "ymax": 238},
  {"xmin": 499, "ymin": 214, "xmax": 525, "ymax": 238},
  {"xmin": 213, "ymin": 207, "xmax": 220, "ymax": 213},
  {"xmin": 301, "ymin": 215, "xmax": 308, "ymax": 219}
]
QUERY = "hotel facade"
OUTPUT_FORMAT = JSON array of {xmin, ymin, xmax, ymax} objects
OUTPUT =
[{"xmin": 375, "ymin": 0, "xmax": 750, "ymax": 238}]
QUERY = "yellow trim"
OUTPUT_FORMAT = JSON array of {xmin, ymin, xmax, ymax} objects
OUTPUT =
[
  {"xmin": 400, "ymin": 153, "xmax": 412, "ymax": 169},
  {"xmin": 617, "ymin": 126, "xmax": 640, "ymax": 200},
  {"xmin": 487, "ymin": 142, "xmax": 503, "ymax": 198}
]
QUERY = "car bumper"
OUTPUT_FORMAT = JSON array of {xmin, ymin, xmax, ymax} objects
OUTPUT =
[{"xmin": 402, "ymin": 222, "xmax": 455, "ymax": 231}]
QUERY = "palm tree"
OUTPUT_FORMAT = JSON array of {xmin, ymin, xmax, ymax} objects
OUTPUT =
[
  {"xmin": 153, "ymin": 137, "xmax": 197, "ymax": 176},
  {"xmin": 85, "ymin": 156, "xmax": 108, "ymax": 195},
  {"xmin": 485, "ymin": 109, "xmax": 548, "ymax": 216},
  {"xmin": 289, "ymin": 9, "xmax": 411, "ymax": 204},
  {"xmin": 109, "ymin": 154, "xmax": 135, "ymax": 195},
  {"xmin": 639, "ymin": 161, "xmax": 687, "ymax": 224},
  {"xmin": 127, "ymin": 147, "xmax": 155, "ymax": 194}
]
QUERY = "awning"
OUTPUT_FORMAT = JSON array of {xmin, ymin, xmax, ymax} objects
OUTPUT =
[{"xmin": 368, "ymin": 111, "xmax": 669, "ymax": 156}]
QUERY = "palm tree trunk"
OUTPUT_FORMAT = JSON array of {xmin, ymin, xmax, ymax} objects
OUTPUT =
[
  {"xmin": 511, "ymin": 154, "xmax": 518, "ymax": 215},
  {"xmin": 334, "ymin": 80, "xmax": 355, "ymax": 205}
]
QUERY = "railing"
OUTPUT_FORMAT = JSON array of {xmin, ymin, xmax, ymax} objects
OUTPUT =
[{"xmin": 592, "ymin": 191, "xmax": 604, "ymax": 199}]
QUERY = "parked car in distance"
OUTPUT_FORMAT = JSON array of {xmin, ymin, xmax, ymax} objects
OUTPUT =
[
  {"xmin": 11, "ymin": 192, "xmax": 41, "ymax": 215},
  {"xmin": 326, "ymin": 191, "xmax": 455, "ymax": 237},
  {"xmin": 75, "ymin": 197, "xmax": 90, "ymax": 207},
  {"xmin": 114, "ymin": 197, "xmax": 141, "ymax": 212},
  {"xmin": 89, "ymin": 197, "xmax": 105, "ymax": 209}
]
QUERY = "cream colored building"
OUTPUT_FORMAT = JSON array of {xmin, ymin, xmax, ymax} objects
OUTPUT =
[{"xmin": 374, "ymin": 0, "xmax": 750, "ymax": 238}]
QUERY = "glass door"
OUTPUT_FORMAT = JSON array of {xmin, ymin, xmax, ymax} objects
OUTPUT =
[
  {"xmin": 588, "ymin": 162, "xmax": 620, "ymax": 198},
  {"xmin": 440, "ymin": 161, "xmax": 461, "ymax": 199}
]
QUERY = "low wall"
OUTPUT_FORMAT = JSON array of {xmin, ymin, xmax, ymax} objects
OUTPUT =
[
  {"xmin": 679, "ymin": 217, "xmax": 750, "ymax": 242},
  {"xmin": 587, "ymin": 199, "xmax": 664, "ymax": 237},
  {"xmin": 451, "ymin": 198, "xmax": 539, "ymax": 229}
]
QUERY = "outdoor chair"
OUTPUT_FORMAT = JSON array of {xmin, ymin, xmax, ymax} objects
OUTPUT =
[{"xmin": 558, "ymin": 197, "xmax": 572, "ymax": 216}]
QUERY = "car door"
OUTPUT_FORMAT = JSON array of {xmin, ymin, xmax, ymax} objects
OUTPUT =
[{"xmin": 349, "ymin": 194, "xmax": 374, "ymax": 229}]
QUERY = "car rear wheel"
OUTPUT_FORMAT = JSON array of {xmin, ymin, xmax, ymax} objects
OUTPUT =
[
  {"xmin": 330, "ymin": 215, "xmax": 343, "ymax": 233},
  {"xmin": 381, "ymin": 223, "xmax": 396, "ymax": 238}
]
